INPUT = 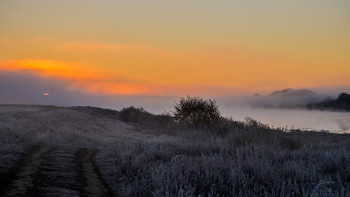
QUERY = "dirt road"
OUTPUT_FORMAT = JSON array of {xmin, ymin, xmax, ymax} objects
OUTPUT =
[{"xmin": 0, "ymin": 145, "xmax": 113, "ymax": 197}]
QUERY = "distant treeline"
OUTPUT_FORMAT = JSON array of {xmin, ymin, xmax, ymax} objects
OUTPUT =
[{"xmin": 307, "ymin": 92, "xmax": 350, "ymax": 111}]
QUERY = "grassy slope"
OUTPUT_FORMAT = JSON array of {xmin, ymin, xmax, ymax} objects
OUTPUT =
[{"xmin": 1, "ymin": 105, "xmax": 350, "ymax": 196}]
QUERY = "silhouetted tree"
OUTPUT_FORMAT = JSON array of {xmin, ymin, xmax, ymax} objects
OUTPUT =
[
  {"xmin": 307, "ymin": 92, "xmax": 350, "ymax": 111},
  {"xmin": 173, "ymin": 96, "xmax": 221, "ymax": 129}
]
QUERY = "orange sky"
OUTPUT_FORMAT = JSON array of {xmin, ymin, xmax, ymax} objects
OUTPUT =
[{"xmin": 1, "ymin": 0, "xmax": 349, "ymax": 96}]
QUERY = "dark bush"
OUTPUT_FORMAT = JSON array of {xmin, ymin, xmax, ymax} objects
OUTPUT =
[
  {"xmin": 307, "ymin": 92, "xmax": 350, "ymax": 111},
  {"xmin": 173, "ymin": 96, "xmax": 221, "ymax": 129},
  {"xmin": 118, "ymin": 106, "xmax": 178, "ymax": 131},
  {"xmin": 119, "ymin": 106, "xmax": 148, "ymax": 123},
  {"xmin": 244, "ymin": 117, "xmax": 271, "ymax": 130}
]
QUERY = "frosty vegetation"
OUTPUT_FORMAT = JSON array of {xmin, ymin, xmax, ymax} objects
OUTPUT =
[{"xmin": 1, "ymin": 100, "xmax": 350, "ymax": 196}]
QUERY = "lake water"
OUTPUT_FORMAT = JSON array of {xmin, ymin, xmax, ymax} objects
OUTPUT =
[{"xmin": 220, "ymin": 106, "xmax": 350, "ymax": 133}]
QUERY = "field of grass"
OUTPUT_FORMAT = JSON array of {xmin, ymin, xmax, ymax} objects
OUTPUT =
[{"xmin": 1, "ymin": 105, "xmax": 350, "ymax": 196}]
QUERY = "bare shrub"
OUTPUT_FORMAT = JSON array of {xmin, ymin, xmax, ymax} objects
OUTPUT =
[
  {"xmin": 244, "ymin": 117, "xmax": 271, "ymax": 130},
  {"xmin": 118, "ymin": 106, "xmax": 147, "ymax": 123},
  {"xmin": 173, "ymin": 96, "xmax": 221, "ymax": 129}
]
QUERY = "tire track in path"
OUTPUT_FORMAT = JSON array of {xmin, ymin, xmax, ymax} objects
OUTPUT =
[
  {"xmin": 77, "ymin": 148, "xmax": 113, "ymax": 197},
  {"xmin": 0, "ymin": 146, "xmax": 113, "ymax": 197},
  {"xmin": 0, "ymin": 146, "xmax": 52, "ymax": 197},
  {"xmin": 34, "ymin": 146, "xmax": 82, "ymax": 197}
]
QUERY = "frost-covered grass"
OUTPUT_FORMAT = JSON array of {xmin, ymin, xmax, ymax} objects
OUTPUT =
[
  {"xmin": 0, "ymin": 105, "xmax": 133, "ymax": 174},
  {"xmin": 1, "ymin": 105, "xmax": 350, "ymax": 196},
  {"xmin": 1, "ymin": 107, "xmax": 99, "ymax": 146},
  {"xmin": 97, "ymin": 134, "xmax": 350, "ymax": 196},
  {"xmin": 97, "ymin": 106, "xmax": 350, "ymax": 196}
]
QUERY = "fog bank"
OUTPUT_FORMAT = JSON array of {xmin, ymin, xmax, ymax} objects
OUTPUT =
[{"xmin": 0, "ymin": 72, "xmax": 177, "ymax": 113}]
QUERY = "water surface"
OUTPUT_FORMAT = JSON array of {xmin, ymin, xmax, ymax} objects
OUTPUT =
[{"xmin": 220, "ymin": 106, "xmax": 350, "ymax": 133}]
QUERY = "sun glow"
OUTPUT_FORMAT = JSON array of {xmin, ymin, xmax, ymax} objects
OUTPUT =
[{"xmin": 0, "ymin": 59, "xmax": 150, "ymax": 95}]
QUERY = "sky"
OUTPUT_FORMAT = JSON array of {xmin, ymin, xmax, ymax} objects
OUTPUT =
[{"xmin": 0, "ymin": 0, "xmax": 349, "ymax": 105}]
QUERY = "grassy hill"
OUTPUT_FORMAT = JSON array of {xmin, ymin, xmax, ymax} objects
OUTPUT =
[{"xmin": 0, "ymin": 105, "xmax": 350, "ymax": 196}]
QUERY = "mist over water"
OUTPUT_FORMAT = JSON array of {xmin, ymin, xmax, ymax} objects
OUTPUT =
[
  {"xmin": 1, "ymin": 71, "xmax": 349, "ymax": 133},
  {"xmin": 215, "ymin": 89, "xmax": 350, "ymax": 133},
  {"xmin": 132, "ymin": 98, "xmax": 350, "ymax": 133},
  {"xmin": 219, "ymin": 106, "xmax": 350, "ymax": 133}
]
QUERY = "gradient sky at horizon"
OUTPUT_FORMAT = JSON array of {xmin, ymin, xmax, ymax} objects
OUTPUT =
[{"xmin": 1, "ymin": 0, "xmax": 349, "ymax": 97}]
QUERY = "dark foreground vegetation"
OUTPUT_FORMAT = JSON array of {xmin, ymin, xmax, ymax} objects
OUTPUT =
[{"xmin": 1, "ymin": 99, "xmax": 350, "ymax": 196}]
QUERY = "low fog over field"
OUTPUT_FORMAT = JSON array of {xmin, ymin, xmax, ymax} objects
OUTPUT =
[
  {"xmin": 2, "ymin": 72, "xmax": 349, "ymax": 133},
  {"xmin": 0, "ymin": 72, "xmax": 176, "ymax": 113}
]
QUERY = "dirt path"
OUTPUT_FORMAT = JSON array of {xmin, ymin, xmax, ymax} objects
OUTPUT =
[
  {"xmin": 0, "ymin": 146, "xmax": 113, "ymax": 197},
  {"xmin": 78, "ymin": 148, "xmax": 113, "ymax": 197},
  {"xmin": 0, "ymin": 146, "xmax": 52, "ymax": 196}
]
